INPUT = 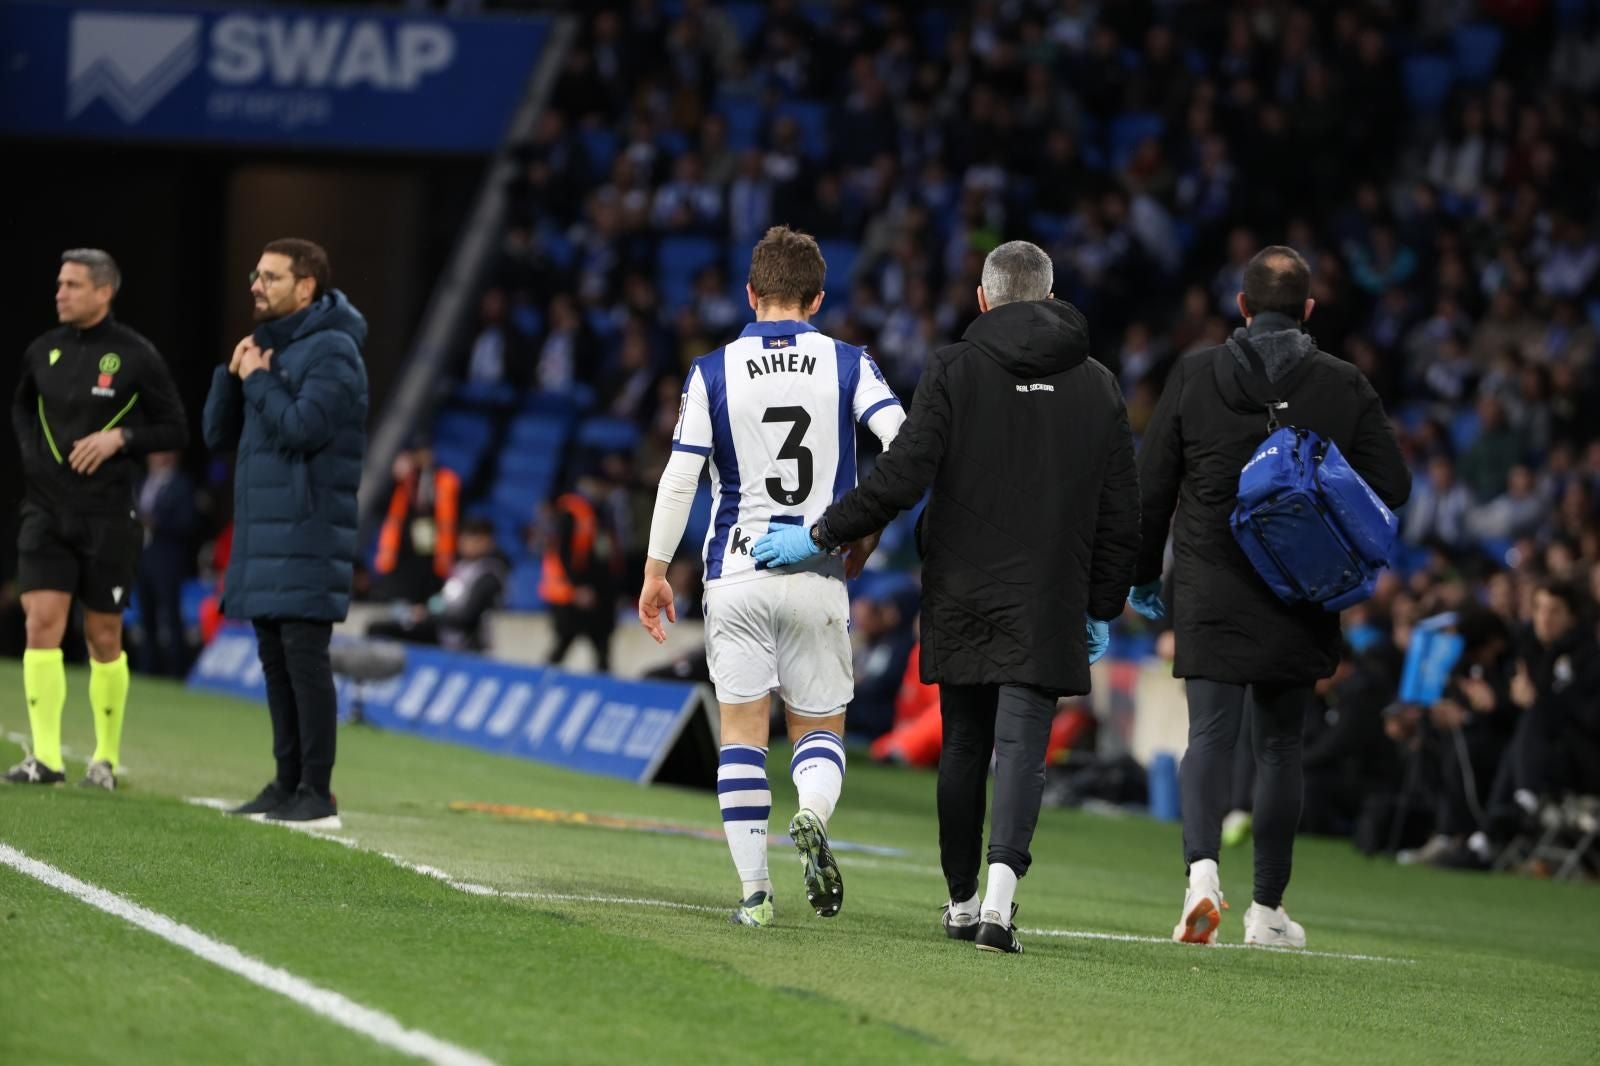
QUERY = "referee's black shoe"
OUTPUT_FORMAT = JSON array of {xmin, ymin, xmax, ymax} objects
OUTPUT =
[
  {"xmin": 263, "ymin": 785, "xmax": 341, "ymax": 829},
  {"xmin": 975, "ymin": 903, "xmax": 1023, "ymax": 955},
  {"xmin": 229, "ymin": 781, "xmax": 293, "ymax": 816},
  {"xmin": 4, "ymin": 755, "xmax": 66, "ymax": 785}
]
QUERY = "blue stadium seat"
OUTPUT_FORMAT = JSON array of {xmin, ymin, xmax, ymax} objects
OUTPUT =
[
  {"xmin": 506, "ymin": 414, "xmax": 571, "ymax": 452},
  {"xmin": 716, "ymin": 96, "xmax": 763, "ymax": 152},
  {"xmin": 656, "ymin": 128, "xmax": 691, "ymax": 160},
  {"xmin": 1028, "ymin": 212, "xmax": 1069, "ymax": 246},
  {"xmin": 1402, "ymin": 55, "xmax": 1455, "ymax": 113},
  {"xmin": 432, "ymin": 444, "xmax": 482, "ymax": 484},
  {"xmin": 1449, "ymin": 408, "xmax": 1482, "ymax": 453},
  {"xmin": 579, "ymin": 126, "xmax": 619, "ymax": 179},
  {"xmin": 817, "ymin": 239, "xmax": 861, "ymax": 290},
  {"xmin": 1107, "ymin": 113, "xmax": 1164, "ymax": 171},
  {"xmin": 451, "ymin": 380, "xmax": 519, "ymax": 409},
  {"xmin": 723, "ymin": 2, "xmax": 765, "ymax": 45},
  {"xmin": 523, "ymin": 385, "xmax": 595, "ymax": 417},
  {"xmin": 1453, "ymin": 24, "xmax": 1503, "ymax": 84},
  {"xmin": 774, "ymin": 101, "xmax": 829, "ymax": 160},
  {"xmin": 498, "ymin": 449, "xmax": 561, "ymax": 481},
  {"xmin": 505, "ymin": 562, "xmax": 546, "ymax": 611},
  {"xmin": 683, "ymin": 481, "xmax": 713, "ymax": 553},
  {"xmin": 657, "ymin": 236, "xmax": 721, "ymax": 310},
  {"xmin": 576, "ymin": 416, "xmax": 642, "ymax": 454}
]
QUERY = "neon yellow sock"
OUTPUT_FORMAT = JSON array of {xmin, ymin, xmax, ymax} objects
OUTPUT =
[
  {"xmin": 89, "ymin": 652, "xmax": 130, "ymax": 770},
  {"xmin": 23, "ymin": 648, "xmax": 66, "ymax": 772}
]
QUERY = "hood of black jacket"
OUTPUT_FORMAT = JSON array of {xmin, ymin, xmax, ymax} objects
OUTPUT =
[
  {"xmin": 1214, "ymin": 321, "xmax": 1321, "ymax": 417},
  {"xmin": 961, "ymin": 299, "xmax": 1090, "ymax": 378},
  {"xmin": 254, "ymin": 289, "xmax": 369, "ymax": 352}
]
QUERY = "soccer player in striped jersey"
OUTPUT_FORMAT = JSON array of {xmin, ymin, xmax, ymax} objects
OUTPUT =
[{"xmin": 638, "ymin": 227, "xmax": 905, "ymax": 926}]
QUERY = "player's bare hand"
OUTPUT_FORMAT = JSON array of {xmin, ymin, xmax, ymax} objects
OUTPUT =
[
  {"xmin": 68, "ymin": 429, "xmax": 125, "ymax": 476},
  {"xmin": 1511, "ymin": 664, "xmax": 1536, "ymax": 710},
  {"xmin": 230, "ymin": 335, "xmax": 259, "ymax": 375},
  {"xmin": 638, "ymin": 575, "xmax": 677, "ymax": 644},
  {"xmin": 239, "ymin": 346, "xmax": 274, "ymax": 379},
  {"xmin": 841, "ymin": 531, "xmax": 881, "ymax": 580}
]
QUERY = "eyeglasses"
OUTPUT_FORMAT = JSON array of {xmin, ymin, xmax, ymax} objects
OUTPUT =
[{"xmin": 248, "ymin": 270, "xmax": 300, "ymax": 287}]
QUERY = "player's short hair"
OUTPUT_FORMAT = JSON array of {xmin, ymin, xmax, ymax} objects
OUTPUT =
[
  {"xmin": 980, "ymin": 241, "xmax": 1053, "ymax": 308},
  {"xmin": 1242, "ymin": 245, "xmax": 1311, "ymax": 319},
  {"xmin": 1536, "ymin": 578, "xmax": 1588, "ymax": 618},
  {"xmin": 61, "ymin": 248, "xmax": 121, "ymax": 296},
  {"xmin": 263, "ymin": 237, "xmax": 332, "ymax": 299},
  {"xmin": 748, "ymin": 226, "xmax": 825, "ymax": 309}
]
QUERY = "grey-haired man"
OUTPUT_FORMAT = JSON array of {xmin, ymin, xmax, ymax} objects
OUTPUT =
[{"xmin": 755, "ymin": 241, "xmax": 1140, "ymax": 952}]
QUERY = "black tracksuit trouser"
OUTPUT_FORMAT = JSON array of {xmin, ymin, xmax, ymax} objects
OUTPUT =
[
  {"xmin": 1182, "ymin": 679, "xmax": 1313, "ymax": 909},
  {"xmin": 936, "ymin": 683, "xmax": 1057, "ymax": 902}
]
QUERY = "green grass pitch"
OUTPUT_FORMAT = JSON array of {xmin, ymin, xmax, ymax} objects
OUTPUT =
[{"xmin": 1, "ymin": 662, "xmax": 1596, "ymax": 1065}]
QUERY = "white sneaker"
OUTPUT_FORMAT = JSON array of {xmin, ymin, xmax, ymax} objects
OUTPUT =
[
  {"xmin": 1172, "ymin": 878, "xmax": 1226, "ymax": 945},
  {"xmin": 1243, "ymin": 902, "xmax": 1306, "ymax": 948}
]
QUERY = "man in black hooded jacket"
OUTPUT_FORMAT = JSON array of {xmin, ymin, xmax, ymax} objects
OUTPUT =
[
  {"xmin": 754, "ymin": 241, "xmax": 1140, "ymax": 954},
  {"xmin": 1131, "ymin": 245, "xmax": 1410, "ymax": 949}
]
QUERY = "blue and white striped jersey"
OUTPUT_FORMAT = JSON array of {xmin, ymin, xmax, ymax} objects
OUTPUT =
[{"xmin": 673, "ymin": 320, "xmax": 904, "ymax": 588}]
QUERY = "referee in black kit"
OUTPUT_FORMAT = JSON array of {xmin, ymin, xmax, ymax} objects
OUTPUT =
[{"xmin": 6, "ymin": 249, "xmax": 188, "ymax": 789}]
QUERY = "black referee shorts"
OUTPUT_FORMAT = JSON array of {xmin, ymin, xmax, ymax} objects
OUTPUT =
[{"xmin": 17, "ymin": 499, "xmax": 143, "ymax": 615}]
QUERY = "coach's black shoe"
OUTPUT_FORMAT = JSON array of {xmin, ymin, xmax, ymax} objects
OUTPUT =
[
  {"xmin": 263, "ymin": 785, "xmax": 342, "ymax": 829},
  {"xmin": 941, "ymin": 901, "xmax": 981, "ymax": 941},
  {"xmin": 975, "ymin": 904, "xmax": 1023, "ymax": 955},
  {"xmin": 78, "ymin": 759, "xmax": 117, "ymax": 791},
  {"xmin": 229, "ymin": 781, "xmax": 293, "ymax": 816},
  {"xmin": 4, "ymin": 755, "xmax": 66, "ymax": 785}
]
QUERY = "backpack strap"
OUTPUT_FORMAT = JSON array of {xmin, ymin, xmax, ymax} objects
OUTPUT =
[{"xmin": 1233, "ymin": 334, "xmax": 1287, "ymax": 432}]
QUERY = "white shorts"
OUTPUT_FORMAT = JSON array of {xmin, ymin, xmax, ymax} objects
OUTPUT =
[{"xmin": 703, "ymin": 571, "xmax": 853, "ymax": 715}]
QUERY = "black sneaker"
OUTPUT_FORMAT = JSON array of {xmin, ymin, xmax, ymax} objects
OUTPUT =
[
  {"xmin": 263, "ymin": 785, "xmax": 341, "ymax": 828},
  {"xmin": 975, "ymin": 904, "xmax": 1023, "ymax": 955},
  {"xmin": 941, "ymin": 901, "xmax": 980, "ymax": 941},
  {"xmin": 229, "ymin": 782, "xmax": 294, "ymax": 816},
  {"xmin": 4, "ymin": 755, "xmax": 66, "ymax": 785}
]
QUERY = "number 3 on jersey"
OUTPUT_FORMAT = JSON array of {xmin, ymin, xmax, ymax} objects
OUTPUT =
[{"xmin": 763, "ymin": 406, "xmax": 812, "ymax": 506}]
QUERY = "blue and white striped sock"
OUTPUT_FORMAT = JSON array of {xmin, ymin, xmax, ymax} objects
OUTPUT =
[
  {"xmin": 718, "ymin": 745, "xmax": 772, "ymax": 897},
  {"xmin": 791, "ymin": 729, "xmax": 846, "ymax": 828}
]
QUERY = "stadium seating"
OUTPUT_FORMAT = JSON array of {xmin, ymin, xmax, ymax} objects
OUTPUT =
[
  {"xmin": 1451, "ymin": 24, "xmax": 1503, "ymax": 85},
  {"xmin": 1402, "ymin": 54, "xmax": 1455, "ymax": 113}
]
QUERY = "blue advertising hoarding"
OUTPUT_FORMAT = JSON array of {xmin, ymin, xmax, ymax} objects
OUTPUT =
[
  {"xmin": 0, "ymin": 1, "xmax": 552, "ymax": 151},
  {"xmin": 189, "ymin": 626, "xmax": 716, "ymax": 786}
]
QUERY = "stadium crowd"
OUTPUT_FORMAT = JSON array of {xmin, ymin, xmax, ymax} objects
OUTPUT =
[
  {"xmin": 444, "ymin": 0, "xmax": 1600, "ymax": 871},
  {"xmin": 27, "ymin": 0, "xmax": 1588, "ymax": 871}
]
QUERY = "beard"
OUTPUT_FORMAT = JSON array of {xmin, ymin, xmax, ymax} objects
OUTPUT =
[{"xmin": 251, "ymin": 300, "xmax": 278, "ymax": 323}]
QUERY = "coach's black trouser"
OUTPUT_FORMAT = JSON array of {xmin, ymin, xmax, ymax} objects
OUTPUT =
[
  {"xmin": 254, "ymin": 620, "xmax": 337, "ymax": 799},
  {"xmin": 937, "ymin": 683, "xmax": 1057, "ymax": 902},
  {"xmin": 1182, "ymin": 679, "xmax": 1312, "ymax": 909}
]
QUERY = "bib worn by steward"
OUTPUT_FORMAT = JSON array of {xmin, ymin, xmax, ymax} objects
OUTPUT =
[{"xmin": 1228, "ymin": 335, "xmax": 1399, "ymax": 612}]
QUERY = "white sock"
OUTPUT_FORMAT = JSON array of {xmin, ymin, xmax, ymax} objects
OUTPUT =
[
  {"xmin": 718, "ymin": 745, "xmax": 772, "ymax": 897},
  {"xmin": 951, "ymin": 892, "xmax": 980, "ymax": 921},
  {"xmin": 790, "ymin": 729, "xmax": 846, "ymax": 826},
  {"xmin": 980, "ymin": 863, "xmax": 1018, "ymax": 923},
  {"xmin": 1189, "ymin": 858, "xmax": 1220, "ymax": 888}
]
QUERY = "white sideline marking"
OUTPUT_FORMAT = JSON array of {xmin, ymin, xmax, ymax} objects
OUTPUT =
[
  {"xmin": 1021, "ymin": 926, "xmax": 1413, "ymax": 964},
  {"xmin": 186, "ymin": 799, "xmax": 1413, "ymax": 963},
  {"xmin": 0, "ymin": 843, "xmax": 496, "ymax": 1066}
]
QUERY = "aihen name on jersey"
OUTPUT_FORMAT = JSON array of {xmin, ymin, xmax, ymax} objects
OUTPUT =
[{"xmin": 745, "ymin": 347, "xmax": 818, "ymax": 377}]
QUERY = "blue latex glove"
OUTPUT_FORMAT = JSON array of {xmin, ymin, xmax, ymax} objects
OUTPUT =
[
  {"xmin": 1086, "ymin": 617, "xmax": 1110, "ymax": 664},
  {"xmin": 752, "ymin": 524, "xmax": 823, "ymax": 568},
  {"xmin": 1129, "ymin": 580, "xmax": 1166, "ymax": 621}
]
